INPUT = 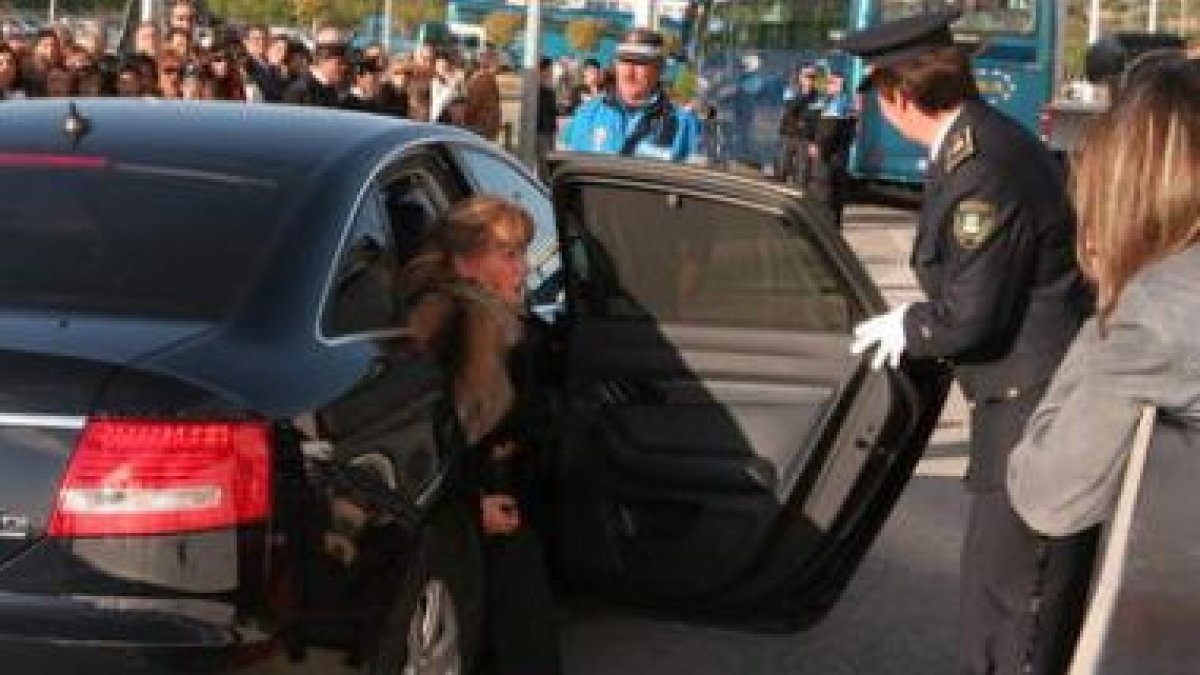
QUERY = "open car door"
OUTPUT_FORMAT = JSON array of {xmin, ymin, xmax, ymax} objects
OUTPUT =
[{"xmin": 548, "ymin": 155, "xmax": 951, "ymax": 628}]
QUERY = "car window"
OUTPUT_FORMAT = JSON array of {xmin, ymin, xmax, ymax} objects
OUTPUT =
[
  {"xmin": 0, "ymin": 163, "xmax": 280, "ymax": 320},
  {"xmin": 378, "ymin": 147, "xmax": 466, "ymax": 263},
  {"xmin": 450, "ymin": 145, "xmax": 562, "ymax": 318},
  {"xmin": 565, "ymin": 184, "xmax": 854, "ymax": 332},
  {"xmin": 323, "ymin": 190, "xmax": 403, "ymax": 338}
]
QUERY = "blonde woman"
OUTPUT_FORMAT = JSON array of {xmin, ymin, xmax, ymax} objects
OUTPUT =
[
  {"xmin": 1008, "ymin": 54, "xmax": 1200, "ymax": 536},
  {"xmin": 1005, "ymin": 55, "xmax": 1200, "ymax": 665},
  {"xmin": 399, "ymin": 196, "xmax": 562, "ymax": 675}
]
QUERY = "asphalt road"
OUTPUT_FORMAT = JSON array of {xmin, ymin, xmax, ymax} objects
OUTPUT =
[
  {"xmin": 560, "ymin": 467, "xmax": 967, "ymax": 675},
  {"xmin": 558, "ymin": 203, "xmax": 973, "ymax": 675}
]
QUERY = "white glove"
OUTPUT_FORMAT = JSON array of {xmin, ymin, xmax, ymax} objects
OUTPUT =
[{"xmin": 850, "ymin": 303, "xmax": 911, "ymax": 370}]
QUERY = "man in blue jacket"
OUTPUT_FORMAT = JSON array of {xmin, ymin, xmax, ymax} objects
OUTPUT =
[{"xmin": 562, "ymin": 28, "xmax": 703, "ymax": 163}]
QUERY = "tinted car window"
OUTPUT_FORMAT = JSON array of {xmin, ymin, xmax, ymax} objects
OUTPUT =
[
  {"xmin": 324, "ymin": 191, "xmax": 403, "ymax": 337},
  {"xmin": 567, "ymin": 184, "xmax": 853, "ymax": 332},
  {"xmin": 0, "ymin": 164, "xmax": 280, "ymax": 320},
  {"xmin": 450, "ymin": 146, "xmax": 561, "ymax": 305}
]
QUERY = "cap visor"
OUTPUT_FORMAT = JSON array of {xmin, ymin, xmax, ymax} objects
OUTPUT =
[{"xmin": 616, "ymin": 55, "xmax": 660, "ymax": 65}]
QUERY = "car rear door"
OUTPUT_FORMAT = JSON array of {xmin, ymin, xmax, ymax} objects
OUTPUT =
[{"xmin": 549, "ymin": 155, "xmax": 950, "ymax": 627}]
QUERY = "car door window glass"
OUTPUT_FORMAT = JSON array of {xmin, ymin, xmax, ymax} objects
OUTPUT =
[
  {"xmin": 567, "ymin": 185, "xmax": 854, "ymax": 332},
  {"xmin": 450, "ymin": 145, "xmax": 561, "ymax": 312},
  {"xmin": 324, "ymin": 191, "xmax": 403, "ymax": 338}
]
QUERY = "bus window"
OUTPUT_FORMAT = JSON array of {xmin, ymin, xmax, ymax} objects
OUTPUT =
[{"xmin": 880, "ymin": 1, "xmax": 1037, "ymax": 35}]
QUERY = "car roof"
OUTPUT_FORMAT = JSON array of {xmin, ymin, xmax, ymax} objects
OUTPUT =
[{"xmin": 0, "ymin": 99, "xmax": 439, "ymax": 186}]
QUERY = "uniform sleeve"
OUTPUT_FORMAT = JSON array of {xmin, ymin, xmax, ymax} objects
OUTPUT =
[
  {"xmin": 903, "ymin": 186, "xmax": 1038, "ymax": 360},
  {"xmin": 1007, "ymin": 284, "xmax": 1176, "ymax": 536},
  {"xmin": 561, "ymin": 102, "xmax": 594, "ymax": 151}
]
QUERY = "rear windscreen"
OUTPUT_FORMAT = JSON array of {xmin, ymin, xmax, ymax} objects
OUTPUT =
[{"xmin": 0, "ymin": 162, "xmax": 283, "ymax": 320}]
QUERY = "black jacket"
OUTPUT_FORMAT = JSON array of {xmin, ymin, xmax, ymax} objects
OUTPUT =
[
  {"xmin": 245, "ymin": 57, "xmax": 283, "ymax": 102},
  {"xmin": 282, "ymin": 72, "xmax": 342, "ymax": 108},
  {"xmin": 904, "ymin": 98, "xmax": 1092, "ymax": 489},
  {"xmin": 778, "ymin": 89, "xmax": 819, "ymax": 139}
]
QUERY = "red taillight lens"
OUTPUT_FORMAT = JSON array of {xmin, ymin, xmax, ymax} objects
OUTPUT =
[{"xmin": 48, "ymin": 419, "xmax": 272, "ymax": 537}]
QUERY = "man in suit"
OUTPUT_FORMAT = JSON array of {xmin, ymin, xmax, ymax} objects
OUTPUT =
[
  {"xmin": 283, "ymin": 44, "xmax": 347, "ymax": 108},
  {"xmin": 242, "ymin": 24, "xmax": 282, "ymax": 102},
  {"xmin": 841, "ymin": 11, "xmax": 1097, "ymax": 675}
]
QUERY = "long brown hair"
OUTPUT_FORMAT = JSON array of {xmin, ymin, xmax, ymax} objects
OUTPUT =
[{"xmin": 1072, "ymin": 55, "xmax": 1200, "ymax": 325}]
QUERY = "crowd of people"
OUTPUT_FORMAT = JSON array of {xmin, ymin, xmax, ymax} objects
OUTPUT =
[{"xmin": 0, "ymin": 1, "xmax": 513, "ymax": 141}]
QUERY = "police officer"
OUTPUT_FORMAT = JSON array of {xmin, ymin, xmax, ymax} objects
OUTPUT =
[
  {"xmin": 841, "ymin": 11, "xmax": 1097, "ymax": 675},
  {"xmin": 776, "ymin": 64, "xmax": 820, "ymax": 186},
  {"xmin": 809, "ymin": 70, "xmax": 856, "ymax": 228},
  {"xmin": 561, "ymin": 28, "xmax": 703, "ymax": 163}
]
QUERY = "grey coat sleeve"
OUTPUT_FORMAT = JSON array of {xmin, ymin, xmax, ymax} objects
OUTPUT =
[{"xmin": 1006, "ymin": 282, "xmax": 1177, "ymax": 536}]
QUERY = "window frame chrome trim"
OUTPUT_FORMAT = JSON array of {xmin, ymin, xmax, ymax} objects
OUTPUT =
[
  {"xmin": 0, "ymin": 413, "xmax": 86, "ymax": 430},
  {"xmin": 314, "ymin": 135, "xmax": 506, "ymax": 347}
]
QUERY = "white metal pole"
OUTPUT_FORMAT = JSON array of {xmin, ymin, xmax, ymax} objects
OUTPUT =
[
  {"xmin": 1088, "ymin": 0, "xmax": 1101, "ymax": 44},
  {"xmin": 382, "ymin": 0, "xmax": 393, "ymax": 53},
  {"xmin": 1150, "ymin": 0, "xmax": 1160, "ymax": 31},
  {"xmin": 48, "ymin": 0, "xmax": 56, "ymax": 23},
  {"xmin": 141, "ymin": 0, "xmax": 155, "ymax": 23},
  {"xmin": 518, "ymin": 0, "xmax": 543, "ymax": 172}
]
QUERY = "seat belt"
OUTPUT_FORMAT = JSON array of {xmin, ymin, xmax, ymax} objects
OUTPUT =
[{"xmin": 619, "ymin": 93, "xmax": 677, "ymax": 156}]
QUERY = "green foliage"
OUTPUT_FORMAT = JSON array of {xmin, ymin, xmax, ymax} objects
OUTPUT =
[
  {"xmin": 207, "ymin": 0, "xmax": 293, "ymax": 24},
  {"xmin": 661, "ymin": 28, "xmax": 681, "ymax": 55},
  {"xmin": 393, "ymin": 0, "xmax": 446, "ymax": 35},
  {"xmin": 292, "ymin": 0, "xmax": 331, "ymax": 29},
  {"xmin": 483, "ymin": 11, "xmax": 522, "ymax": 48},
  {"xmin": 564, "ymin": 17, "xmax": 606, "ymax": 54}
]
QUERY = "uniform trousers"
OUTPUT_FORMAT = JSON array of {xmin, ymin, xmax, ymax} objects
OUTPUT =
[
  {"xmin": 960, "ymin": 489, "xmax": 1098, "ymax": 675},
  {"xmin": 775, "ymin": 136, "xmax": 810, "ymax": 187}
]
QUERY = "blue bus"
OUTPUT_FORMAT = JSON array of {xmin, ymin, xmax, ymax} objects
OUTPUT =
[{"xmin": 687, "ymin": 0, "xmax": 1059, "ymax": 186}]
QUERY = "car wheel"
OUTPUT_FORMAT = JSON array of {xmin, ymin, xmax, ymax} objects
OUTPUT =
[{"xmin": 366, "ymin": 505, "xmax": 483, "ymax": 675}]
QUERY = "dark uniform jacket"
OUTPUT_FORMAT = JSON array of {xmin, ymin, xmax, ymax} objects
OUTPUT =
[
  {"xmin": 778, "ymin": 89, "xmax": 819, "ymax": 139},
  {"xmin": 905, "ymin": 98, "xmax": 1092, "ymax": 490}
]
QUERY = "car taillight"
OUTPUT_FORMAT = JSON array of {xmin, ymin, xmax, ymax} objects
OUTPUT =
[{"xmin": 48, "ymin": 419, "xmax": 272, "ymax": 537}]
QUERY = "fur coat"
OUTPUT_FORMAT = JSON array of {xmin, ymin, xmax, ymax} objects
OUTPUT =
[{"xmin": 405, "ymin": 279, "xmax": 522, "ymax": 447}]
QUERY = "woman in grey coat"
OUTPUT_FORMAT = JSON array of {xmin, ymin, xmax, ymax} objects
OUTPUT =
[{"xmin": 1007, "ymin": 56, "xmax": 1200, "ymax": 538}]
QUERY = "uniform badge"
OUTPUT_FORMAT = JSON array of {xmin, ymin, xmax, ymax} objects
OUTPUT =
[
  {"xmin": 952, "ymin": 200, "xmax": 998, "ymax": 250},
  {"xmin": 592, "ymin": 127, "xmax": 607, "ymax": 149},
  {"xmin": 944, "ymin": 126, "xmax": 976, "ymax": 174}
]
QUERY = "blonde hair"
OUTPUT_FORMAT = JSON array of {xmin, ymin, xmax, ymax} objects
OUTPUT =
[
  {"xmin": 1072, "ymin": 56, "xmax": 1200, "ymax": 325},
  {"xmin": 400, "ymin": 195, "xmax": 534, "ymax": 292}
]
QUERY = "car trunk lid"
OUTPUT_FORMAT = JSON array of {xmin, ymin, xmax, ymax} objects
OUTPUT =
[{"xmin": 0, "ymin": 317, "xmax": 211, "ymax": 564}]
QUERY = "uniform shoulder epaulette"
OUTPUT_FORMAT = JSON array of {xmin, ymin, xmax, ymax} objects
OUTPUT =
[{"xmin": 944, "ymin": 126, "xmax": 976, "ymax": 174}]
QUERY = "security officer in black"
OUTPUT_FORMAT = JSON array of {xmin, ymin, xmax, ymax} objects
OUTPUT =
[
  {"xmin": 776, "ymin": 64, "xmax": 820, "ymax": 186},
  {"xmin": 842, "ymin": 11, "xmax": 1097, "ymax": 675}
]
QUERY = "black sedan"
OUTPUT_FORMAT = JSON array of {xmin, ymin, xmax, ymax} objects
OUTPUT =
[{"xmin": 0, "ymin": 99, "xmax": 949, "ymax": 673}]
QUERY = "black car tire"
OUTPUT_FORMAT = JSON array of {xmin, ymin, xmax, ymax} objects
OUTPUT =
[{"xmin": 365, "ymin": 504, "xmax": 484, "ymax": 675}]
